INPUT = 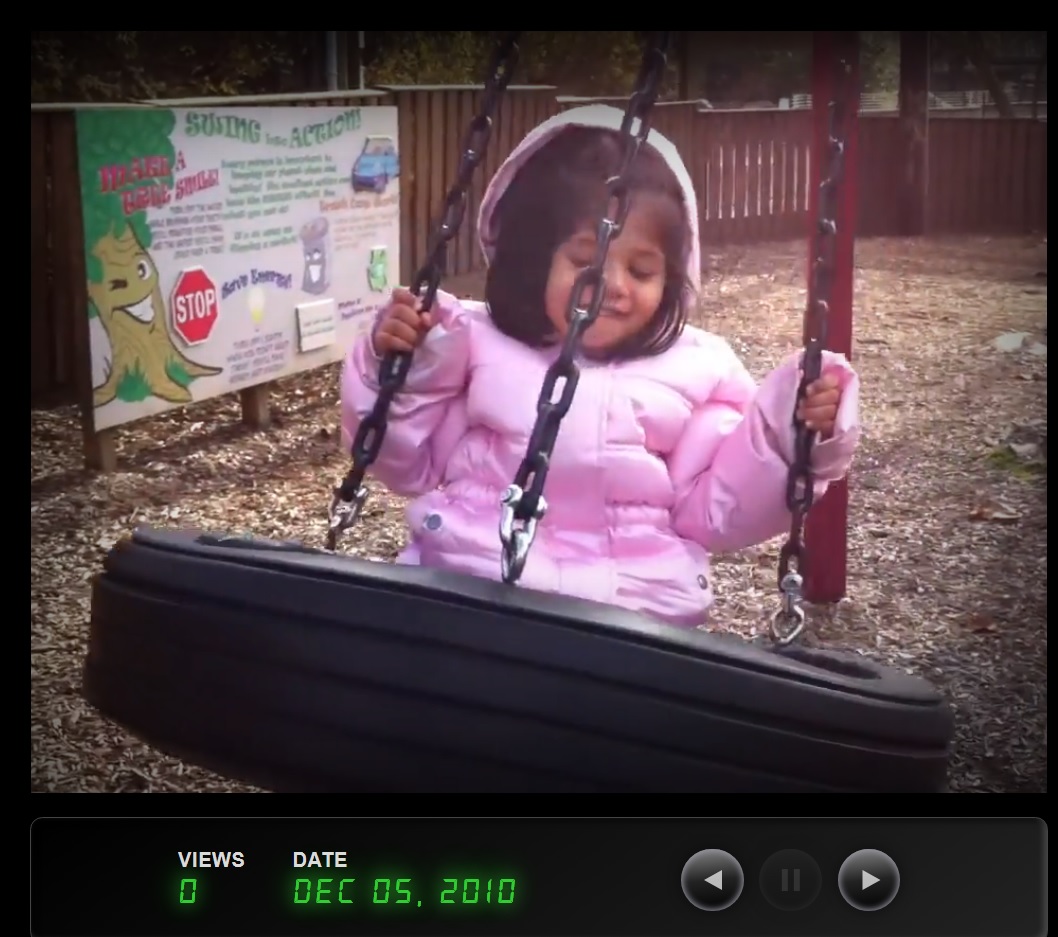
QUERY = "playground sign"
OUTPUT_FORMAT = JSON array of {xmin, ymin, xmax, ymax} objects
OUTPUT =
[{"xmin": 75, "ymin": 105, "xmax": 401, "ymax": 431}]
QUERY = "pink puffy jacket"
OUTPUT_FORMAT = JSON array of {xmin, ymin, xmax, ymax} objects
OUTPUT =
[{"xmin": 341, "ymin": 105, "xmax": 861, "ymax": 626}]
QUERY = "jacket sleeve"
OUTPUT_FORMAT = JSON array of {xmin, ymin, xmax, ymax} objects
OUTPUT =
[
  {"xmin": 339, "ymin": 289, "xmax": 473, "ymax": 496},
  {"xmin": 669, "ymin": 339, "xmax": 861, "ymax": 554}
]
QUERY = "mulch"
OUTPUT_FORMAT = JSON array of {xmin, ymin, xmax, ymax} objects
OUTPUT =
[{"xmin": 31, "ymin": 234, "xmax": 1047, "ymax": 793}]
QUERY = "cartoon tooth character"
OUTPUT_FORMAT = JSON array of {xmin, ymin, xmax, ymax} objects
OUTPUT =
[{"xmin": 300, "ymin": 216, "xmax": 330, "ymax": 294}]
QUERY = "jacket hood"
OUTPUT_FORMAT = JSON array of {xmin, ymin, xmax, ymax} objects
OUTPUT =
[{"xmin": 477, "ymin": 104, "xmax": 701, "ymax": 297}]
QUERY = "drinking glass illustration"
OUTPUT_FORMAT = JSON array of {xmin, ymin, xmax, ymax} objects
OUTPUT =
[
  {"xmin": 367, "ymin": 247, "xmax": 389, "ymax": 293},
  {"xmin": 248, "ymin": 286, "xmax": 266, "ymax": 330}
]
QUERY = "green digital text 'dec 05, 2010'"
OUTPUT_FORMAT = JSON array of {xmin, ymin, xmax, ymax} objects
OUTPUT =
[{"xmin": 291, "ymin": 876, "xmax": 518, "ymax": 909}]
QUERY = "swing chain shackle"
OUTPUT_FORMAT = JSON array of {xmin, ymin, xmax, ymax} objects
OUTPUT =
[
  {"xmin": 773, "ymin": 50, "xmax": 854, "ymax": 644},
  {"xmin": 772, "ymin": 572, "xmax": 807, "ymax": 645},
  {"xmin": 499, "ymin": 484, "xmax": 547, "ymax": 583},
  {"xmin": 499, "ymin": 31, "xmax": 673, "ymax": 585},
  {"xmin": 325, "ymin": 33, "xmax": 522, "ymax": 552}
]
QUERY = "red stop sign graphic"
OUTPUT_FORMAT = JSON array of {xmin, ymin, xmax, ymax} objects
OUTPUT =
[{"xmin": 170, "ymin": 267, "xmax": 220, "ymax": 346}]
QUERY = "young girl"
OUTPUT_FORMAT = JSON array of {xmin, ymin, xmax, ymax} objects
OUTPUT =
[{"xmin": 341, "ymin": 105, "xmax": 861, "ymax": 626}]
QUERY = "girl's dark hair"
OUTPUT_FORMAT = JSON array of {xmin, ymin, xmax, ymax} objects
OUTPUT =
[{"xmin": 484, "ymin": 126, "xmax": 692, "ymax": 361}]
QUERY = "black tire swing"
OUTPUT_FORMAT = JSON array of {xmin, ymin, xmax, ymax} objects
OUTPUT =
[{"xmin": 83, "ymin": 32, "xmax": 954, "ymax": 793}]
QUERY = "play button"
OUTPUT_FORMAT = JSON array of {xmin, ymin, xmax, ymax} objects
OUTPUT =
[
  {"xmin": 838, "ymin": 849, "xmax": 900, "ymax": 911},
  {"xmin": 681, "ymin": 849, "xmax": 744, "ymax": 911}
]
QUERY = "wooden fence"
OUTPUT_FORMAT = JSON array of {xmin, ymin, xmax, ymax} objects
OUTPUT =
[
  {"xmin": 557, "ymin": 97, "xmax": 1047, "ymax": 242},
  {"xmin": 32, "ymin": 87, "xmax": 1047, "ymax": 411}
]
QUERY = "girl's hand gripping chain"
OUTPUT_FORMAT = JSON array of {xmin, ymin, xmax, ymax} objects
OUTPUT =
[
  {"xmin": 372, "ymin": 288, "xmax": 434, "ymax": 356},
  {"xmin": 796, "ymin": 371, "xmax": 843, "ymax": 439}
]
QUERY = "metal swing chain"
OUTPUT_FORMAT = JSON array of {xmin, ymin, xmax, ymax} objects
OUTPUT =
[
  {"xmin": 771, "ymin": 53, "xmax": 855, "ymax": 647},
  {"xmin": 325, "ymin": 32, "xmax": 522, "ymax": 552},
  {"xmin": 499, "ymin": 31, "xmax": 673, "ymax": 585}
]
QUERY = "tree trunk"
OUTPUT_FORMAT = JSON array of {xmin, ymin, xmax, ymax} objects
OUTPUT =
[{"xmin": 963, "ymin": 31, "xmax": 1015, "ymax": 117}]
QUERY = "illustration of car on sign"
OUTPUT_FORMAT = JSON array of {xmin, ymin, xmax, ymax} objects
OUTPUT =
[{"xmin": 351, "ymin": 136, "xmax": 400, "ymax": 193}]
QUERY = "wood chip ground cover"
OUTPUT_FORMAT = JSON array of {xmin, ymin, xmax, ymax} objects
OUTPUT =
[{"xmin": 31, "ymin": 235, "xmax": 1047, "ymax": 793}]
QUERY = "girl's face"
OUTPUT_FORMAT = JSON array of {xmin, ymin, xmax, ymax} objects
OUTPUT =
[{"xmin": 544, "ymin": 193, "xmax": 671, "ymax": 354}]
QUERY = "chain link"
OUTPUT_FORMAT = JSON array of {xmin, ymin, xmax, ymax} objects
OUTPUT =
[
  {"xmin": 499, "ymin": 32, "xmax": 673, "ymax": 585},
  {"xmin": 326, "ymin": 33, "xmax": 521, "ymax": 551},
  {"xmin": 772, "ymin": 50, "xmax": 855, "ymax": 646}
]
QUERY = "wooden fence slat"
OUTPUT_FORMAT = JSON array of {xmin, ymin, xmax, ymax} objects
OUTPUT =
[
  {"xmin": 759, "ymin": 113, "xmax": 777, "ymax": 241},
  {"xmin": 31, "ymin": 113, "xmax": 53, "ymax": 402},
  {"xmin": 968, "ymin": 119, "xmax": 987, "ymax": 231},
  {"xmin": 721, "ymin": 119, "xmax": 737, "ymax": 246},
  {"xmin": 48, "ymin": 113, "xmax": 77, "ymax": 404},
  {"xmin": 427, "ymin": 90, "xmax": 447, "ymax": 273},
  {"xmin": 466, "ymin": 89, "xmax": 487, "ymax": 281},
  {"xmin": 783, "ymin": 115, "xmax": 802, "ymax": 239},
  {"xmin": 454, "ymin": 89, "xmax": 475, "ymax": 277},
  {"xmin": 781, "ymin": 125, "xmax": 794, "ymax": 239},
  {"xmin": 409, "ymin": 91, "xmax": 431, "ymax": 283},
  {"xmin": 745, "ymin": 114, "xmax": 763, "ymax": 242},
  {"xmin": 439, "ymin": 90, "xmax": 458, "ymax": 277},
  {"xmin": 997, "ymin": 119, "xmax": 1021, "ymax": 232},
  {"xmin": 1023, "ymin": 121, "xmax": 1047, "ymax": 232},
  {"xmin": 980, "ymin": 122, "xmax": 998, "ymax": 232},
  {"xmin": 701, "ymin": 116, "xmax": 722, "ymax": 246},
  {"xmin": 396, "ymin": 91, "xmax": 415, "ymax": 286},
  {"xmin": 959, "ymin": 120, "xmax": 979, "ymax": 232},
  {"xmin": 928, "ymin": 120, "xmax": 958, "ymax": 233}
]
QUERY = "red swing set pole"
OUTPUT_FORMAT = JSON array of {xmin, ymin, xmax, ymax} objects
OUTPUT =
[{"xmin": 803, "ymin": 31, "xmax": 860, "ymax": 605}]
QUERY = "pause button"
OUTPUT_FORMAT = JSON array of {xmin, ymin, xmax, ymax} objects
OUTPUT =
[{"xmin": 759, "ymin": 849, "xmax": 822, "ymax": 911}]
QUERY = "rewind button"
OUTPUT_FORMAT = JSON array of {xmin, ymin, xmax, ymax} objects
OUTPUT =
[{"xmin": 680, "ymin": 849, "xmax": 744, "ymax": 911}]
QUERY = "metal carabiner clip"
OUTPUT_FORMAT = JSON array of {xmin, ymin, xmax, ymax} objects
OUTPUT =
[
  {"xmin": 325, "ymin": 486, "xmax": 368, "ymax": 551},
  {"xmin": 499, "ymin": 484, "xmax": 546, "ymax": 584},
  {"xmin": 771, "ymin": 571, "xmax": 807, "ymax": 646}
]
